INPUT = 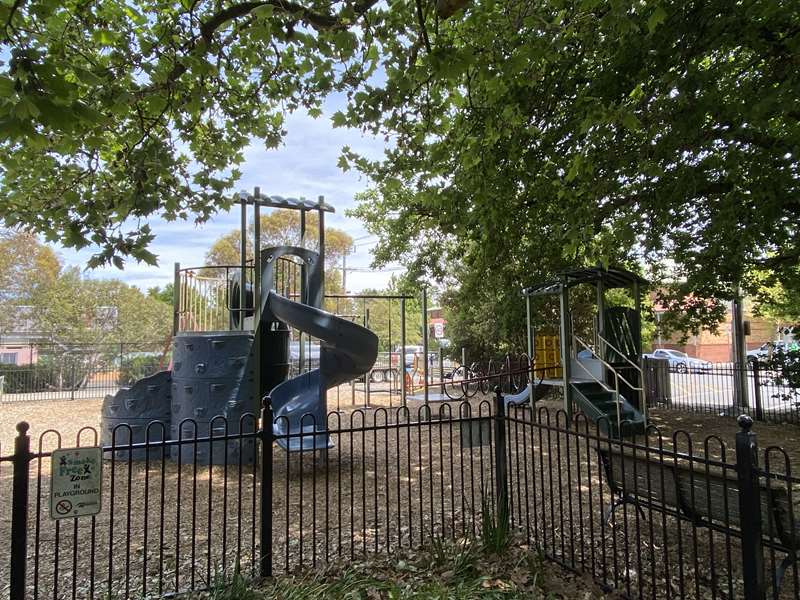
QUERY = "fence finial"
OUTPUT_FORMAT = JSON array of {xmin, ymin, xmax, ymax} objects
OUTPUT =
[
  {"xmin": 15, "ymin": 421, "xmax": 29, "ymax": 436},
  {"xmin": 737, "ymin": 414, "xmax": 753, "ymax": 431}
]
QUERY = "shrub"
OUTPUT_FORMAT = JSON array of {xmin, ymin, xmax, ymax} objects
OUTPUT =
[{"xmin": 119, "ymin": 354, "xmax": 163, "ymax": 385}]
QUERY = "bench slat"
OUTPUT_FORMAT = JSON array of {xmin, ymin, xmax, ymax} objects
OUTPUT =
[{"xmin": 599, "ymin": 446, "xmax": 800, "ymax": 548}]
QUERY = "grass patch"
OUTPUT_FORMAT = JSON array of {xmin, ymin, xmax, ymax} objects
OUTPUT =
[
  {"xmin": 193, "ymin": 535, "xmax": 611, "ymax": 599},
  {"xmin": 263, "ymin": 539, "xmax": 553, "ymax": 599}
]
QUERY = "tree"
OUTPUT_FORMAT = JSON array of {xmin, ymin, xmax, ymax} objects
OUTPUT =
[
  {"xmin": 2, "ymin": 0, "xmax": 796, "ymax": 346},
  {"xmin": 0, "ymin": 230, "xmax": 60, "ymax": 302},
  {"xmin": 33, "ymin": 267, "xmax": 172, "ymax": 344},
  {"xmin": 205, "ymin": 209, "xmax": 353, "ymax": 294},
  {"xmin": 0, "ymin": 0, "xmax": 389, "ymax": 267},
  {"xmin": 355, "ymin": 283, "xmax": 423, "ymax": 351},
  {"xmin": 0, "ymin": 231, "xmax": 171, "ymax": 343},
  {"xmin": 342, "ymin": 0, "xmax": 799, "ymax": 342},
  {"xmin": 148, "ymin": 283, "xmax": 175, "ymax": 306}
]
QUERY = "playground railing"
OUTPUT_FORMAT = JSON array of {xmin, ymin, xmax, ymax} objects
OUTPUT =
[
  {"xmin": 573, "ymin": 335, "xmax": 626, "ymax": 431},
  {"xmin": 597, "ymin": 332, "xmax": 647, "ymax": 422}
]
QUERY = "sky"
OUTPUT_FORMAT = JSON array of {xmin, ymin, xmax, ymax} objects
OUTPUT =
[{"xmin": 56, "ymin": 97, "xmax": 399, "ymax": 294}]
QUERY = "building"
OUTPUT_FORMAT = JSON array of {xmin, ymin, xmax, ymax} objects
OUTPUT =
[
  {"xmin": 0, "ymin": 305, "xmax": 45, "ymax": 365},
  {"xmin": 652, "ymin": 299, "xmax": 777, "ymax": 362}
]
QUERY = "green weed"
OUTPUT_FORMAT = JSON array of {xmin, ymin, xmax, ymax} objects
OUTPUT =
[{"xmin": 480, "ymin": 492, "xmax": 510, "ymax": 554}]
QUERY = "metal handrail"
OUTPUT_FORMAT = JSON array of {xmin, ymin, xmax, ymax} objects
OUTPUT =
[
  {"xmin": 573, "ymin": 336, "xmax": 622, "ymax": 435},
  {"xmin": 597, "ymin": 333, "xmax": 642, "ymax": 373},
  {"xmin": 596, "ymin": 332, "xmax": 647, "ymax": 422}
]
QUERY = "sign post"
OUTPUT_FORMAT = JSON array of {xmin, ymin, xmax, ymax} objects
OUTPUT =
[{"xmin": 50, "ymin": 447, "xmax": 103, "ymax": 520}]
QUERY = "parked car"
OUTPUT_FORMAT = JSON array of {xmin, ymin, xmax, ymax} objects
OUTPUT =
[
  {"xmin": 645, "ymin": 349, "xmax": 712, "ymax": 373},
  {"xmin": 747, "ymin": 341, "xmax": 799, "ymax": 366},
  {"xmin": 289, "ymin": 340, "xmax": 320, "ymax": 372},
  {"xmin": 748, "ymin": 341, "xmax": 787, "ymax": 364}
]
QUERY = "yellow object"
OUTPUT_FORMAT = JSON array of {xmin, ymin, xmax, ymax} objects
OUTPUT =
[{"xmin": 534, "ymin": 336, "xmax": 562, "ymax": 378}]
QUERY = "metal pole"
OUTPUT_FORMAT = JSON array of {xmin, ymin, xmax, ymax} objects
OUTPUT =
[
  {"xmin": 259, "ymin": 398, "xmax": 274, "ymax": 578},
  {"xmin": 240, "ymin": 195, "xmax": 247, "ymax": 332},
  {"xmin": 493, "ymin": 388, "xmax": 509, "ymax": 528},
  {"xmin": 559, "ymin": 283, "xmax": 572, "ymax": 417},
  {"xmin": 736, "ymin": 415, "xmax": 765, "ymax": 599},
  {"xmin": 422, "ymin": 287, "xmax": 429, "ymax": 406},
  {"xmin": 365, "ymin": 307, "xmax": 371, "ymax": 408},
  {"xmin": 342, "ymin": 252, "xmax": 346, "ymax": 294},
  {"xmin": 596, "ymin": 279, "xmax": 606, "ymax": 361},
  {"xmin": 172, "ymin": 262, "xmax": 180, "ymax": 336},
  {"xmin": 10, "ymin": 422, "xmax": 31, "ymax": 600},
  {"xmin": 400, "ymin": 297, "xmax": 407, "ymax": 407},
  {"xmin": 253, "ymin": 187, "xmax": 262, "ymax": 411},
  {"xmin": 525, "ymin": 292, "xmax": 534, "ymax": 401},
  {"xmin": 732, "ymin": 293, "xmax": 750, "ymax": 409},
  {"xmin": 298, "ymin": 208, "xmax": 306, "ymax": 372},
  {"xmin": 632, "ymin": 279, "xmax": 642, "ymax": 357},
  {"xmin": 632, "ymin": 278, "xmax": 645, "ymax": 423},
  {"xmin": 318, "ymin": 196, "xmax": 325, "ymax": 298},
  {"xmin": 752, "ymin": 361, "xmax": 764, "ymax": 421},
  {"xmin": 439, "ymin": 347, "xmax": 444, "ymax": 395}
]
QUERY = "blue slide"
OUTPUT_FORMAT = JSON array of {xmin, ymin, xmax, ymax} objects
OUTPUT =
[{"xmin": 264, "ymin": 291, "xmax": 378, "ymax": 451}]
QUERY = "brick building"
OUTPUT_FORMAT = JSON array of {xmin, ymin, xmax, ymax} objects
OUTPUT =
[{"xmin": 652, "ymin": 299, "xmax": 777, "ymax": 363}]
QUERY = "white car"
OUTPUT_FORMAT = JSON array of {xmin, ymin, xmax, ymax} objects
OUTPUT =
[{"xmin": 647, "ymin": 349, "xmax": 712, "ymax": 373}]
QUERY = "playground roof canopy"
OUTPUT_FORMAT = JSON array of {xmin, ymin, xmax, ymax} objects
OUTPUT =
[
  {"xmin": 523, "ymin": 266, "xmax": 648, "ymax": 297},
  {"xmin": 237, "ymin": 191, "xmax": 335, "ymax": 213}
]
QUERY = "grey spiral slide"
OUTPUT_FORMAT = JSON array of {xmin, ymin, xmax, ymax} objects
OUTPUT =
[{"xmin": 265, "ymin": 291, "xmax": 379, "ymax": 451}]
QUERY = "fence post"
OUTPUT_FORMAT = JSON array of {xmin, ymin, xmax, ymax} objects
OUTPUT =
[
  {"xmin": 736, "ymin": 414, "xmax": 765, "ymax": 600},
  {"xmin": 70, "ymin": 362, "xmax": 75, "ymax": 401},
  {"xmin": 10, "ymin": 421, "xmax": 32, "ymax": 600},
  {"xmin": 493, "ymin": 387, "xmax": 509, "ymax": 526},
  {"xmin": 751, "ymin": 362, "xmax": 764, "ymax": 421},
  {"xmin": 259, "ymin": 396, "xmax": 273, "ymax": 578}
]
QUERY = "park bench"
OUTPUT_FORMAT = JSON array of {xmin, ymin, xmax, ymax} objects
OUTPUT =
[{"xmin": 597, "ymin": 443, "xmax": 800, "ymax": 591}]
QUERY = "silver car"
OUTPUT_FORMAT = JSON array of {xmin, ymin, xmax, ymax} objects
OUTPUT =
[{"xmin": 649, "ymin": 349, "xmax": 712, "ymax": 373}]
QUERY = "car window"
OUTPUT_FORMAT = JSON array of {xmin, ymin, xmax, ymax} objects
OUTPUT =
[{"xmin": 666, "ymin": 350, "xmax": 687, "ymax": 358}]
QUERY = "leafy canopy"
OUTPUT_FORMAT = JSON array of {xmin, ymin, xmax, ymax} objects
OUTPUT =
[
  {"xmin": 2, "ymin": 0, "xmax": 797, "ymax": 345},
  {"xmin": 0, "ymin": 231, "xmax": 172, "ymax": 343},
  {"xmin": 0, "ymin": 0, "xmax": 384, "ymax": 267},
  {"xmin": 344, "ymin": 0, "xmax": 799, "ymax": 337}
]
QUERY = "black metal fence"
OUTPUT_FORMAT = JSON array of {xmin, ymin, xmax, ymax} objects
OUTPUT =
[
  {"xmin": 0, "ymin": 342, "xmax": 169, "ymax": 403},
  {"xmin": 3, "ymin": 383, "xmax": 800, "ymax": 599},
  {"xmin": 644, "ymin": 359, "xmax": 800, "ymax": 423}
]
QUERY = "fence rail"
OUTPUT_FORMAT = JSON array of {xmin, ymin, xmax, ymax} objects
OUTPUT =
[
  {"xmin": 2, "ymin": 371, "xmax": 800, "ymax": 600},
  {"xmin": 644, "ymin": 359, "xmax": 800, "ymax": 423}
]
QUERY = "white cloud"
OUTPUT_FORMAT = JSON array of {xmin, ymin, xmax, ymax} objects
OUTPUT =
[{"xmin": 56, "ymin": 102, "xmax": 395, "ymax": 293}]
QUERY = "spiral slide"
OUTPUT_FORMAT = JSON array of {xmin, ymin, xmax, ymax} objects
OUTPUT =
[{"xmin": 264, "ymin": 291, "xmax": 379, "ymax": 451}]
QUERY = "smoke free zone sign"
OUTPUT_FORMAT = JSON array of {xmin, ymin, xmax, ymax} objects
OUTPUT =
[{"xmin": 50, "ymin": 447, "xmax": 103, "ymax": 519}]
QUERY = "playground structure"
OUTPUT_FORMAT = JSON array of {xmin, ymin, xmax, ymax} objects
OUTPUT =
[
  {"xmin": 523, "ymin": 266, "xmax": 648, "ymax": 437},
  {"xmin": 101, "ymin": 190, "xmax": 464, "ymax": 460}
]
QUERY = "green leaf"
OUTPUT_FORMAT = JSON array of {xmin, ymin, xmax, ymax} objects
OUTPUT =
[
  {"xmin": 621, "ymin": 111, "xmax": 641, "ymax": 131},
  {"xmin": 648, "ymin": 6, "xmax": 667, "ymax": 34},
  {"xmin": 0, "ymin": 76, "xmax": 15, "ymax": 96}
]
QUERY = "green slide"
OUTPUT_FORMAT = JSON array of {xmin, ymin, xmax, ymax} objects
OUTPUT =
[{"xmin": 571, "ymin": 381, "xmax": 646, "ymax": 438}]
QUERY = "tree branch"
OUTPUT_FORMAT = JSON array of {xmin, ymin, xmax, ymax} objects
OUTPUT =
[
  {"xmin": 156, "ymin": 0, "xmax": 380, "ymax": 92},
  {"xmin": 414, "ymin": 0, "xmax": 431, "ymax": 53}
]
